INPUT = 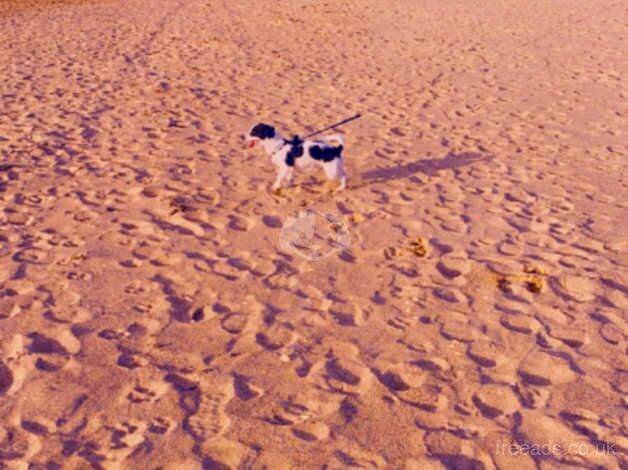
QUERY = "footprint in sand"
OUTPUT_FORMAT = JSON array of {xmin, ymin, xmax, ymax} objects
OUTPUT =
[
  {"xmin": 184, "ymin": 377, "xmax": 234, "ymax": 449},
  {"xmin": 0, "ymin": 418, "xmax": 42, "ymax": 465},
  {"xmin": 0, "ymin": 361, "xmax": 13, "ymax": 395},
  {"xmin": 1, "ymin": 335, "xmax": 36, "ymax": 396},
  {"xmin": 147, "ymin": 416, "xmax": 174, "ymax": 435},
  {"xmin": 556, "ymin": 274, "xmax": 598, "ymax": 302},
  {"xmin": 331, "ymin": 438, "xmax": 387, "ymax": 469},
  {"xmin": 372, "ymin": 359, "xmax": 435, "ymax": 398},
  {"xmin": 291, "ymin": 420, "xmax": 330, "ymax": 442},
  {"xmin": 125, "ymin": 379, "xmax": 170, "ymax": 405},
  {"xmin": 0, "ymin": 296, "xmax": 21, "ymax": 320},
  {"xmin": 315, "ymin": 356, "xmax": 374, "ymax": 394},
  {"xmin": 106, "ymin": 420, "xmax": 148, "ymax": 464},
  {"xmin": 255, "ymin": 323, "xmax": 297, "ymax": 352}
]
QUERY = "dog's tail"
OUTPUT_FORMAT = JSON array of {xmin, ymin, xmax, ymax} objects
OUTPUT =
[{"xmin": 317, "ymin": 133, "xmax": 344, "ymax": 147}]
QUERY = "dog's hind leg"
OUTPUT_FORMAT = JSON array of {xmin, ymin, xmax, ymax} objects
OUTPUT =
[
  {"xmin": 324, "ymin": 160, "xmax": 345, "ymax": 192},
  {"xmin": 337, "ymin": 174, "xmax": 346, "ymax": 191},
  {"xmin": 335, "ymin": 162, "xmax": 347, "ymax": 192}
]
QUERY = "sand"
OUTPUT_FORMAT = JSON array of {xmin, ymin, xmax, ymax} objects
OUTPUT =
[{"xmin": 0, "ymin": 0, "xmax": 626, "ymax": 468}]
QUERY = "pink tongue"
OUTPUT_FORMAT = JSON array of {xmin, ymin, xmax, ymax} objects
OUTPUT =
[{"xmin": 248, "ymin": 140, "xmax": 257, "ymax": 148}]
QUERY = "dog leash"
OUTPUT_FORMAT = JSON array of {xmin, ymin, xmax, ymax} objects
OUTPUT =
[
  {"xmin": 276, "ymin": 114, "xmax": 362, "ymax": 150},
  {"xmin": 301, "ymin": 113, "xmax": 361, "ymax": 140},
  {"xmin": 279, "ymin": 114, "xmax": 362, "ymax": 155}
]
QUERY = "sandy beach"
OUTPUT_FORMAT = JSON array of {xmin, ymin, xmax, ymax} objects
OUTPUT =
[{"xmin": 0, "ymin": 0, "xmax": 626, "ymax": 468}]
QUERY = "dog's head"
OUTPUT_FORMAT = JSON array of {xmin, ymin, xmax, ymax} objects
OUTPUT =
[{"xmin": 246, "ymin": 123, "xmax": 276, "ymax": 148}]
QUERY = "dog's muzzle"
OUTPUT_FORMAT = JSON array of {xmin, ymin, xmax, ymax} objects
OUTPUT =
[{"xmin": 245, "ymin": 135, "xmax": 258, "ymax": 149}]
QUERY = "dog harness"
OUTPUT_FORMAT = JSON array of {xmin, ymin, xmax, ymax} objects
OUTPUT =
[{"xmin": 284, "ymin": 135, "xmax": 304, "ymax": 167}]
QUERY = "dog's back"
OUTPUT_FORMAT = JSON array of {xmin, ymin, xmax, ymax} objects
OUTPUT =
[
  {"xmin": 309, "ymin": 143, "xmax": 343, "ymax": 162},
  {"xmin": 305, "ymin": 133, "xmax": 344, "ymax": 163}
]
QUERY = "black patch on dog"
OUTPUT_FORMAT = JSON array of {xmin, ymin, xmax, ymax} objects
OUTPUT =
[
  {"xmin": 250, "ymin": 123, "xmax": 276, "ymax": 140},
  {"xmin": 309, "ymin": 144, "xmax": 343, "ymax": 162},
  {"xmin": 285, "ymin": 135, "xmax": 304, "ymax": 167}
]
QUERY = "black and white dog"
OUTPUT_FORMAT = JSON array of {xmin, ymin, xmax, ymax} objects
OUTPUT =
[{"xmin": 245, "ymin": 123, "xmax": 346, "ymax": 192}]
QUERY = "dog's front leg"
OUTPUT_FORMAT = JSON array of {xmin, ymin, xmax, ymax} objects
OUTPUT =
[
  {"xmin": 285, "ymin": 168, "xmax": 295, "ymax": 187},
  {"xmin": 272, "ymin": 166, "xmax": 290, "ymax": 191}
]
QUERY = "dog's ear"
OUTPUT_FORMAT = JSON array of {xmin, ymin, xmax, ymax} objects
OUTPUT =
[{"xmin": 250, "ymin": 123, "xmax": 275, "ymax": 140}]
